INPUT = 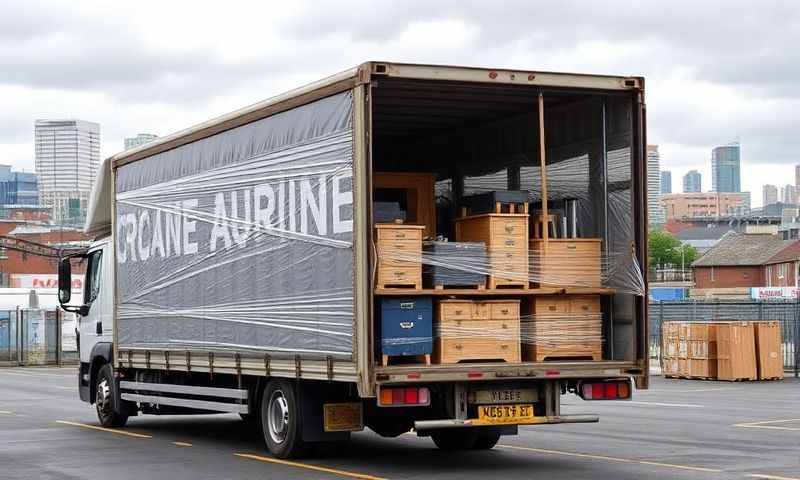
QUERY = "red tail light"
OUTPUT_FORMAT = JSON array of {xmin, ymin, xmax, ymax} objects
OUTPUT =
[
  {"xmin": 580, "ymin": 380, "xmax": 631, "ymax": 400},
  {"xmin": 378, "ymin": 387, "xmax": 431, "ymax": 407}
]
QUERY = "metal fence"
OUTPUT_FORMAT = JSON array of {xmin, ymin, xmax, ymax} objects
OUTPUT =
[
  {"xmin": 0, "ymin": 308, "xmax": 78, "ymax": 366},
  {"xmin": 649, "ymin": 299, "xmax": 800, "ymax": 377}
]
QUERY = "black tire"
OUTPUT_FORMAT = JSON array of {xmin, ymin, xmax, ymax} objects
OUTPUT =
[
  {"xmin": 260, "ymin": 379, "xmax": 307, "ymax": 458},
  {"xmin": 240, "ymin": 413, "xmax": 255, "ymax": 422},
  {"xmin": 431, "ymin": 429, "xmax": 478, "ymax": 450},
  {"xmin": 368, "ymin": 421, "xmax": 413, "ymax": 438},
  {"xmin": 472, "ymin": 433, "xmax": 501, "ymax": 450},
  {"xmin": 95, "ymin": 364, "xmax": 128, "ymax": 428}
]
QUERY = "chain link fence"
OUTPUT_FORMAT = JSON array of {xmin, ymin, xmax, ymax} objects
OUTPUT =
[
  {"xmin": 0, "ymin": 308, "xmax": 78, "ymax": 366},
  {"xmin": 649, "ymin": 299, "xmax": 799, "ymax": 377}
]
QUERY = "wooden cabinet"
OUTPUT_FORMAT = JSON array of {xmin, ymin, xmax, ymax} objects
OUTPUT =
[
  {"xmin": 434, "ymin": 299, "xmax": 520, "ymax": 363},
  {"xmin": 375, "ymin": 224, "xmax": 424, "ymax": 289},
  {"xmin": 522, "ymin": 295, "xmax": 602, "ymax": 362},
  {"xmin": 373, "ymin": 172, "xmax": 436, "ymax": 238},
  {"xmin": 455, "ymin": 214, "xmax": 529, "ymax": 289},
  {"xmin": 530, "ymin": 238, "xmax": 602, "ymax": 288}
]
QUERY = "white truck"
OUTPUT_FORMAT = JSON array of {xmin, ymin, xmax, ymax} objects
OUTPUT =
[{"xmin": 58, "ymin": 61, "xmax": 649, "ymax": 458}]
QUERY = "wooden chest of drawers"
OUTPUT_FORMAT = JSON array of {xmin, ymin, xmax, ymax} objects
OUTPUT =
[
  {"xmin": 529, "ymin": 238, "xmax": 602, "ymax": 288},
  {"xmin": 434, "ymin": 299, "xmax": 521, "ymax": 364},
  {"xmin": 454, "ymin": 214, "xmax": 529, "ymax": 289},
  {"xmin": 375, "ymin": 224, "xmax": 424, "ymax": 289},
  {"xmin": 522, "ymin": 295, "xmax": 602, "ymax": 362}
]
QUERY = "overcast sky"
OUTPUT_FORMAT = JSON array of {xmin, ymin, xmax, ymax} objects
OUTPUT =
[{"xmin": 2, "ymin": 0, "xmax": 797, "ymax": 207}]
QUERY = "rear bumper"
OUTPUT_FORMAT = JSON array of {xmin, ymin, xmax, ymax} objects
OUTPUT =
[{"xmin": 414, "ymin": 414, "xmax": 599, "ymax": 431}]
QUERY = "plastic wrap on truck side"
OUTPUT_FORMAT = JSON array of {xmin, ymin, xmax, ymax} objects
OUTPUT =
[{"xmin": 114, "ymin": 91, "xmax": 355, "ymax": 358}]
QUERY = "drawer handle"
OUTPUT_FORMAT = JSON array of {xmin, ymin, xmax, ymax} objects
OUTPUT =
[
  {"xmin": 396, "ymin": 233, "xmax": 406, "ymax": 238},
  {"xmin": 454, "ymin": 344, "xmax": 463, "ymax": 350},
  {"xmin": 501, "ymin": 309, "xmax": 509, "ymax": 314},
  {"xmin": 394, "ymin": 244, "xmax": 404, "ymax": 249},
  {"xmin": 505, "ymin": 225, "xmax": 514, "ymax": 233},
  {"xmin": 567, "ymin": 244, "xmax": 577, "ymax": 249},
  {"xmin": 501, "ymin": 344, "xmax": 509, "ymax": 349},
  {"xmin": 399, "ymin": 321, "xmax": 415, "ymax": 329},
  {"xmin": 455, "ymin": 310, "xmax": 463, "ymax": 315},
  {"xmin": 505, "ymin": 240, "xmax": 515, "ymax": 246},
  {"xmin": 548, "ymin": 306, "xmax": 556, "ymax": 311},
  {"xmin": 582, "ymin": 306, "xmax": 589, "ymax": 311},
  {"xmin": 502, "ymin": 323, "xmax": 508, "ymax": 329},
  {"xmin": 393, "ymin": 272, "xmax": 405, "ymax": 278},
  {"xmin": 400, "ymin": 302, "xmax": 414, "ymax": 309},
  {"xmin": 505, "ymin": 252, "xmax": 513, "ymax": 258}
]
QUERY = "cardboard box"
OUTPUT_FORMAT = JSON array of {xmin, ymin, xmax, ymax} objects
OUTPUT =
[{"xmin": 753, "ymin": 321, "xmax": 784, "ymax": 380}]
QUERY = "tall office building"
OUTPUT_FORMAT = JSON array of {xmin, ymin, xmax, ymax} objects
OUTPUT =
[
  {"xmin": 124, "ymin": 133, "xmax": 158, "ymax": 150},
  {"xmin": 0, "ymin": 165, "xmax": 38, "ymax": 206},
  {"xmin": 34, "ymin": 119, "xmax": 100, "ymax": 224},
  {"xmin": 763, "ymin": 184, "xmax": 778, "ymax": 206},
  {"xmin": 647, "ymin": 145, "xmax": 665, "ymax": 224},
  {"xmin": 795, "ymin": 164, "xmax": 800, "ymax": 190},
  {"xmin": 683, "ymin": 170, "xmax": 702, "ymax": 193},
  {"xmin": 782, "ymin": 184, "xmax": 797, "ymax": 205},
  {"xmin": 711, "ymin": 142, "xmax": 741, "ymax": 192},
  {"xmin": 660, "ymin": 170, "xmax": 672, "ymax": 194}
]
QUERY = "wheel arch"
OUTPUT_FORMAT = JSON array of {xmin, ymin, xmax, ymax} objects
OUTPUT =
[{"xmin": 88, "ymin": 342, "xmax": 113, "ymax": 404}]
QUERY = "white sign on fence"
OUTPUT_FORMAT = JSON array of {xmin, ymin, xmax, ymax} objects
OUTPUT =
[{"xmin": 750, "ymin": 287, "xmax": 800, "ymax": 300}]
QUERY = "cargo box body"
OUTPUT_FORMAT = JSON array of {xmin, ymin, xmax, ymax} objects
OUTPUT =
[{"xmin": 93, "ymin": 62, "xmax": 649, "ymax": 396}]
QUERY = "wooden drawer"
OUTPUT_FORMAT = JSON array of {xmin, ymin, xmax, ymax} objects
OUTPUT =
[
  {"xmin": 570, "ymin": 295, "xmax": 601, "ymax": 314},
  {"xmin": 377, "ymin": 265, "xmax": 421, "ymax": 286},
  {"xmin": 375, "ymin": 225, "xmax": 424, "ymax": 241},
  {"xmin": 376, "ymin": 239, "xmax": 421, "ymax": 252},
  {"xmin": 492, "ymin": 218, "xmax": 527, "ymax": 238},
  {"xmin": 487, "ymin": 300, "xmax": 520, "ymax": 321},
  {"xmin": 435, "ymin": 337, "xmax": 520, "ymax": 364},
  {"xmin": 530, "ymin": 239, "xmax": 602, "ymax": 288},
  {"xmin": 378, "ymin": 256, "xmax": 417, "ymax": 268},
  {"xmin": 532, "ymin": 296, "xmax": 569, "ymax": 316},
  {"xmin": 439, "ymin": 300, "xmax": 475, "ymax": 321}
]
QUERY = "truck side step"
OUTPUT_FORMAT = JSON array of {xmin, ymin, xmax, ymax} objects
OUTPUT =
[{"xmin": 119, "ymin": 381, "xmax": 249, "ymax": 414}]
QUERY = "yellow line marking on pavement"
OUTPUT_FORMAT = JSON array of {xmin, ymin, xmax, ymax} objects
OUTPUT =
[
  {"xmin": 173, "ymin": 442, "xmax": 193, "ymax": 447},
  {"xmin": 747, "ymin": 474, "xmax": 800, "ymax": 480},
  {"xmin": 735, "ymin": 418, "xmax": 800, "ymax": 431},
  {"xmin": 497, "ymin": 444, "xmax": 721, "ymax": 473},
  {"xmin": 234, "ymin": 453, "xmax": 387, "ymax": 480},
  {"xmin": 56, "ymin": 420, "xmax": 152, "ymax": 438}
]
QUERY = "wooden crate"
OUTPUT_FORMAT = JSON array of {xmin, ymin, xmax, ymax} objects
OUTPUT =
[
  {"xmin": 373, "ymin": 172, "xmax": 436, "ymax": 238},
  {"xmin": 753, "ymin": 321, "xmax": 784, "ymax": 380},
  {"xmin": 687, "ymin": 323, "xmax": 717, "ymax": 379},
  {"xmin": 455, "ymin": 213, "xmax": 529, "ymax": 289},
  {"xmin": 530, "ymin": 238, "xmax": 602, "ymax": 288},
  {"xmin": 374, "ymin": 224, "xmax": 424, "ymax": 289},
  {"xmin": 716, "ymin": 321, "xmax": 757, "ymax": 381},
  {"xmin": 433, "ymin": 299, "xmax": 521, "ymax": 363},
  {"xmin": 521, "ymin": 295, "xmax": 602, "ymax": 362}
]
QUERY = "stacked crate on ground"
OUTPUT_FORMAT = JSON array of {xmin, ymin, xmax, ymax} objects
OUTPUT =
[
  {"xmin": 716, "ymin": 321, "xmax": 757, "ymax": 381},
  {"xmin": 434, "ymin": 299, "xmax": 520, "ymax": 363},
  {"xmin": 422, "ymin": 241, "xmax": 487, "ymax": 289},
  {"xmin": 522, "ymin": 295, "xmax": 602, "ymax": 362},
  {"xmin": 661, "ymin": 321, "xmax": 680, "ymax": 377},
  {"xmin": 455, "ymin": 213, "xmax": 529, "ymax": 289},
  {"xmin": 380, "ymin": 297, "xmax": 432, "ymax": 366},
  {"xmin": 753, "ymin": 321, "xmax": 784, "ymax": 380},
  {"xmin": 687, "ymin": 323, "xmax": 717, "ymax": 379},
  {"xmin": 529, "ymin": 238, "xmax": 603, "ymax": 288},
  {"xmin": 375, "ymin": 224, "xmax": 424, "ymax": 289}
]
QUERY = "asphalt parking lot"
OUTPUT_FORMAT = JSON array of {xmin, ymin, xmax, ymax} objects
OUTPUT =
[{"xmin": 1, "ymin": 367, "xmax": 798, "ymax": 480}]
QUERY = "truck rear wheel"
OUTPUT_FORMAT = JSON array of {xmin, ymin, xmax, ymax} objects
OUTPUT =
[
  {"xmin": 472, "ymin": 432, "xmax": 500, "ymax": 450},
  {"xmin": 260, "ymin": 379, "xmax": 307, "ymax": 458},
  {"xmin": 95, "ymin": 364, "xmax": 128, "ymax": 428}
]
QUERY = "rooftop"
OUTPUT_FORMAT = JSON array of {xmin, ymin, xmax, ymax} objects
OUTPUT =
[{"xmin": 692, "ymin": 233, "xmax": 795, "ymax": 267}]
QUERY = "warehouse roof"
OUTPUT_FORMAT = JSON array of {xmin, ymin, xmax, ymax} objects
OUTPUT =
[
  {"xmin": 692, "ymin": 233, "xmax": 794, "ymax": 267},
  {"xmin": 675, "ymin": 226, "xmax": 736, "ymax": 241}
]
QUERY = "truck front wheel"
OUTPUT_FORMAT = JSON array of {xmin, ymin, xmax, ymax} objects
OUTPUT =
[
  {"xmin": 261, "ymin": 379, "xmax": 307, "ymax": 458},
  {"xmin": 95, "ymin": 364, "xmax": 128, "ymax": 428}
]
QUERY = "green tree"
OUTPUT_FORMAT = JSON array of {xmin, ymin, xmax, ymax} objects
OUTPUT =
[{"xmin": 648, "ymin": 229, "xmax": 698, "ymax": 269}]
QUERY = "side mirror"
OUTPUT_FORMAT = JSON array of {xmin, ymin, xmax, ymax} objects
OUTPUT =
[{"xmin": 58, "ymin": 257, "xmax": 72, "ymax": 304}]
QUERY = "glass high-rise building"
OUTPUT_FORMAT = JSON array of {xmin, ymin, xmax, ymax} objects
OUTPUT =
[
  {"xmin": 647, "ymin": 145, "xmax": 665, "ymax": 224},
  {"xmin": 683, "ymin": 170, "xmax": 702, "ymax": 193},
  {"xmin": 34, "ymin": 119, "xmax": 100, "ymax": 224},
  {"xmin": 660, "ymin": 170, "xmax": 672, "ymax": 194},
  {"xmin": 124, "ymin": 133, "xmax": 158, "ymax": 150},
  {"xmin": 711, "ymin": 143, "xmax": 741, "ymax": 192}
]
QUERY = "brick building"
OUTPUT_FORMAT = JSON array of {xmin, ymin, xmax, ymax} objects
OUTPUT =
[
  {"xmin": 692, "ymin": 233, "xmax": 800, "ymax": 290},
  {"xmin": 0, "ymin": 223, "xmax": 89, "ymax": 287},
  {"xmin": 660, "ymin": 192, "xmax": 750, "ymax": 221}
]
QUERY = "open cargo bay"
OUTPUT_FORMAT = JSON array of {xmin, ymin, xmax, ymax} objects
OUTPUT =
[{"xmin": 101, "ymin": 62, "xmax": 649, "ymax": 397}]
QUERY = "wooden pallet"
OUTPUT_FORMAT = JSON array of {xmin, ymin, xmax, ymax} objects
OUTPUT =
[
  {"xmin": 524, "ymin": 345, "xmax": 602, "ymax": 363},
  {"xmin": 376, "ymin": 281, "xmax": 423, "ymax": 290},
  {"xmin": 381, "ymin": 353, "xmax": 431, "ymax": 367},
  {"xmin": 434, "ymin": 283, "xmax": 485, "ymax": 290},
  {"xmin": 488, "ymin": 278, "xmax": 530, "ymax": 290}
]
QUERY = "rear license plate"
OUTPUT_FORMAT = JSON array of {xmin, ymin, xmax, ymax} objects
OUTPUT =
[
  {"xmin": 471, "ymin": 388, "xmax": 537, "ymax": 404},
  {"xmin": 476, "ymin": 403, "xmax": 535, "ymax": 424}
]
